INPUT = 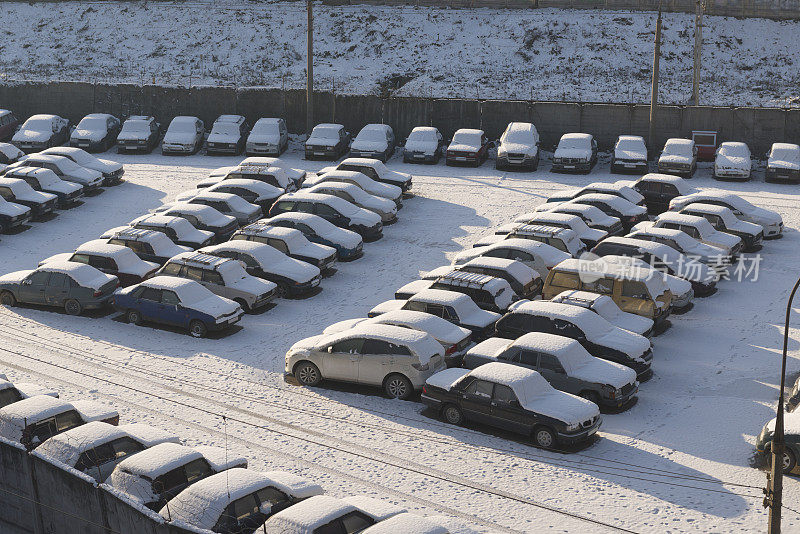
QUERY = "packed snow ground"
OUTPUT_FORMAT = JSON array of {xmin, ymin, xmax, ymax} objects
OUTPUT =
[
  {"xmin": 1, "ymin": 1, "xmax": 799, "ymax": 106},
  {"xmin": 1, "ymin": 143, "xmax": 800, "ymax": 532}
]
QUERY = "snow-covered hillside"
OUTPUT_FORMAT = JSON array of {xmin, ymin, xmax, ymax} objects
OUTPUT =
[{"xmin": 0, "ymin": 1, "xmax": 798, "ymax": 106}]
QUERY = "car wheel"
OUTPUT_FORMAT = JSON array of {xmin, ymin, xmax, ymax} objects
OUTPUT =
[
  {"xmin": 294, "ymin": 361, "xmax": 322, "ymax": 386},
  {"xmin": 580, "ymin": 391, "xmax": 600, "ymax": 405},
  {"xmin": 0, "ymin": 291, "xmax": 16, "ymax": 307},
  {"xmin": 64, "ymin": 299, "xmax": 82, "ymax": 316},
  {"xmin": 442, "ymin": 403, "xmax": 464, "ymax": 425},
  {"xmin": 383, "ymin": 374, "xmax": 413, "ymax": 400},
  {"xmin": 188, "ymin": 320, "xmax": 208, "ymax": 338},
  {"xmin": 783, "ymin": 448, "xmax": 797, "ymax": 474},
  {"xmin": 126, "ymin": 309, "xmax": 142, "ymax": 325},
  {"xmin": 533, "ymin": 426, "xmax": 557, "ymax": 448},
  {"xmin": 531, "ymin": 154, "xmax": 539, "ymax": 171}
]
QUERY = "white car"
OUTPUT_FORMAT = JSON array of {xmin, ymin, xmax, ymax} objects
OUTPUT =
[
  {"xmin": 496, "ymin": 122, "xmax": 540, "ymax": 170},
  {"xmin": 361, "ymin": 512, "xmax": 475, "ymax": 534},
  {"xmin": 0, "ymin": 177, "xmax": 58, "ymax": 218},
  {"xmin": 41, "ymin": 146, "xmax": 124, "ymax": 186},
  {"xmin": 11, "ymin": 114, "xmax": 70, "ymax": 152},
  {"xmin": 39, "ymin": 239, "xmax": 159, "ymax": 286},
  {"xmin": 172, "ymin": 190, "xmax": 262, "ymax": 225},
  {"xmin": 645, "ymin": 211, "xmax": 743, "ymax": 258},
  {"xmin": 129, "ymin": 214, "xmax": 215, "ymax": 249},
  {"xmin": 474, "ymin": 225, "xmax": 586, "ymax": 258},
  {"xmin": 445, "ymin": 128, "xmax": 490, "ymax": 167},
  {"xmin": 202, "ymin": 163, "xmax": 296, "ymax": 192},
  {"xmin": 765, "ymin": 142, "xmax": 800, "ymax": 183},
  {"xmin": 547, "ymin": 193, "xmax": 648, "ymax": 231},
  {"xmin": 627, "ymin": 226, "xmax": 728, "ymax": 270},
  {"xmin": 319, "ymin": 158, "xmax": 412, "ymax": 193},
  {"xmin": 426, "ymin": 256, "xmax": 542, "ymax": 301},
  {"xmin": 551, "ymin": 133, "xmax": 597, "ymax": 173},
  {"xmin": 550, "ymin": 290, "xmax": 654, "ymax": 337},
  {"xmin": 159, "ymin": 203, "xmax": 239, "ymax": 242},
  {"xmin": 68, "ymin": 113, "xmax": 120, "ymax": 152},
  {"xmin": 678, "ymin": 203, "xmax": 764, "ymax": 252},
  {"xmin": 611, "ymin": 135, "xmax": 648, "ymax": 173},
  {"xmin": 453, "ymin": 237, "xmax": 571, "ymax": 279},
  {"xmin": 393, "ymin": 271, "xmax": 515, "ymax": 313},
  {"xmin": 403, "ymin": 126, "xmax": 444, "ymax": 164},
  {"xmin": 658, "ymin": 138, "xmax": 697, "ymax": 178},
  {"xmin": 349, "ymin": 123, "xmax": 395, "ymax": 162},
  {"xmin": 0, "ymin": 142, "xmax": 24, "ymax": 165},
  {"xmin": 508, "ymin": 211, "xmax": 608, "ymax": 248},
  {"xmin": 206, "ymin": 115, "xmax": 248, "ymax": 155},
  {"xmin": 11, "ymin": 154, "xmax": 104, "ymax": 192},
  {"xmin": 546, "ymin": 182, "xmax": 645, "ymax": 207},
  {"xmin": 304, "ymin": 169, "xmax": 403, "ymax": 205},
  {"xmin": 323, "ymin": 310, "xmax": 472, "ymax": 367},
  {"xmin": 263, "ymin": 495, "xmax": 405, "ymax": 534},
  {"xmin": 668, "ymin": 190, "xmax": 784, "ymax": 238},
  {"xmin": 543, "ymin": 202, "xmax": 625, "ymax": 236},
  {"xmin": 161, "ymin": 116, "xmax": 204, "ymax": 155},
  {"xmin": 240, "ymin": 156, "xmax": 306, "ymax": 188},
  {"xmin": 181, "ymin": 179, "xmax": 283, "ymax": 212},
  {"xmin": 269, "ymin": 190, "xmax": 383, "ymax": 240},
  {"xmin": 246, "ymin": 118, "xmax": 288, "ymax": 156},
  {"xmin": 306, "ymin": 181, "xmax": 397, "ymax": 223},
  {"xmin": 101, "ymin": 227, "xmax": 193, "ymax": 265},
  {"xmin": 622, "ymin": 172, "xmax": 695, "ymax": 215},
  {"xmin": 713, "ymin": 142, "xmax": 752, "ymax": 181},
  {"xmin": 0, "ymin": 377, "xmax": 57, "ymax": 409}
]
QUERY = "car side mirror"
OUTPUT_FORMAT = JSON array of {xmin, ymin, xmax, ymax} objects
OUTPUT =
[
  {"xmin": 327, "ymin": 346, "xmax": 333, "ymax": 353},
  {"xmin": 508, "ymin": 399, "xmax": 520, "ymax": 407},
  {"xmin": 22, "ymin": 279, "xmax": 32, "ymax": 285}
]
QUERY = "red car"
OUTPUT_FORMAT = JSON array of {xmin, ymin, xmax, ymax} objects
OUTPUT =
[
  {"xmin": 446, "ymin": 128, "xmax": 491, "ymax": 167},
  {"xmin": 0, "ymin": 110, "xmax": 19, "ymax": 142}
]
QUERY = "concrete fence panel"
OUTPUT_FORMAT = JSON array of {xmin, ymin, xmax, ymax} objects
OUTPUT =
[
  {"xmin": 479, "ymin": 100, "xmax": 531, "ymax": 141},
  {"xmin": 579, "ymin": 104, "xmax": 634, "ymax": 149},
  {"xmin": 529, "ymin": 102, "xmax": 581, "ymax": 148},
  {"xmin": 0, "ymin": 439, "xmax": 37, "ymax": 534}
]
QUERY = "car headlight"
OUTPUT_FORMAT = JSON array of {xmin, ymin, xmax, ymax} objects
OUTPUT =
[
  {"xmin": 411, "ymin": 362, "xmax": 430, "ymax": 371},
  {"xmin": 498, "ymin": 148, "xmax": 507, "ymax": 157},
  {"xmin": 565, "ymin": 422, "xmax": 580, "ymax": 432}
]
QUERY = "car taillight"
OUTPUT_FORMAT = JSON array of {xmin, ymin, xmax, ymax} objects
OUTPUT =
[
  {"xmin": 93, "ymin": 290, "xmax": 103, "ymax": 297},
  {"xmin": 629, "ymin": 216, "xmax": 637, "ymax": 222},
  {"xmin": 445, "ymin": 343, "xmax": 457, "ymax": 355},
  {"xmin": 422, "ymin": 385, "xmax": 427, "ymax": 395}
]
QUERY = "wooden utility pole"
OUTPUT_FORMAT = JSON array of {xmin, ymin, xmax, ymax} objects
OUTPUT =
[
  {"xmin": 648, "ymin": 2, "xmax": 662, "ymax": 154},
  {"xmin": 692, "ymin": 1, "xmax": 704, "ymax": 105},
  {"xmin": 306, "ymin": 0, "xmax": 314, "ymax": 136}
]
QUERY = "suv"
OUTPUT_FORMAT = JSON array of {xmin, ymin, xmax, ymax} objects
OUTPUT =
[
  {"xmin": 117, "ymin": 116, "xmax": 161, "ymax": 153},
  {"xmin": 395, "ymin": 270, "xmax": 515, "ymax": 313},
  {"xmin": 427, "ymin": 257, "xmax": 542, "ymax": 300},
  {"xmin": 206, "ymin": 115, "xmax": 249, "ymax": 155},
  {"xmin": 611, "ymin": 135, "xmax": 648, "ymax": 174},
  {"xmin": 70, "ymin": 113, "xmax": 121, "ymax": 152},
  {"xmin": 246, "ymin": 118, "xmax": 289, "ymax": 156},
  {"xmin": 349, "ymin": 124, "xmax": 395, "ymax": 162},
  {"xmin": 504, "ymin": 224, "xmax": 586, "ymax": 258},
  {"xmin": 103, "ymin": 227, "xmax": 192, "ymax": 265},
  {"xmin": 496, "ymin": 122, "xmax": 540, "ymax": 171}
]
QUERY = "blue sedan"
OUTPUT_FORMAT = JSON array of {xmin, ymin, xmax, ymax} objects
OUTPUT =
[{"xmin": 264, "ymin": 212, "xmax": 363, "ymax": 261}]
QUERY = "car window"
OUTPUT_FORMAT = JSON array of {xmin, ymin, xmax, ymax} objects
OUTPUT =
[
  {"xmin": 28, "ymin": 418, "xmax": 57, "ymax": 445},
  {"xmin": 539, "ymin": 353, "xmax": 566, "ymax": 374},
  {"xmin": 315, "ymin": 204, "xmax": 340, "ymax": 218},
  {"xmin": 552, "ymin": 319, "xmax": 584, "ymax": 339},
  {"xmin": 267, "ymin": 238, "xmax": 289, "ymax": 254},
  {"xmin": 549, "ymin": 272, "xmax": 579, "ymax": 290},
  {"xmin": 153, "ymin": 466, "xmax": 187, "ymax": 496},
  {"xmin": 46, "ymin": 273, "xmax": 69, "ymax": 287},
  {"xmin": 185, "ymin": 267, "xmax": 204, "ymax": 282},
  {"xmin": 161, "ymin": 290, "xmax": 180, "ymax": 305},
  {"xmin": 704, "ymin": 214, "xmax": 723, "ymax": 229},
  {"xmin": 184, "ymin": 458, "xmax": 213, "ymax": 483},
  {"xmin": 464, "ymin": 379, "xmax": 494, "ymax": 399},
  {"xmin": 203, "ymin": 270, "xmax": 223, "ymax": 285},
  {"xmin": 499, "ymin": 313, "xmax": 530, "ymax": 332},
  {"xmin": 161, "ymin": 263, "xmax": 182, "ymax": 275},
  {"xmin": 517, "ymin": 349, "xmax": 539, "ymax": 366},
  {"xmin": 362, "ymin": 338, "xmax": 391, "ymax": 354},
  {"xmin": 75, "ymin": 443, "xmax": 116, "ymax": 471},
  {"xmin": 27, "ymin": 271, "xmax": 51, "ymax": 285},
  {"xmin": 0, "ymin": 186, "xmax": 13, "ymax": 200},
  {"xmin": 232, "ymin": 494, "xmax": 259, "ymax": 520},
  {"xmin": 90, "ymin": 256, "xmax": 117, "ymax": 271},
  {"xmin": 255, "ymin": 486, "xmax": 289, "ymax": 511},
  {"xmin": 55, "ymin": 410, "xmax": 83, "ymax": 432},
  {"xmin": 330, "ymin": 338, "xmax": 365, "ymax": 353},
  {"xmin": 274, "ymin": 201, "xmax": 295, "ymax": 212},
  {"xmin": 582, "ymin": 277, "xmax": 614, "ymax": 295},
  {"xmin": 493, "ymin": 384, "xmax": 519, "ymax": 405},
  {"xmin": 110, "ymin": 437, "xmax": 145, "ymax": 459},
  {"xmin": 314, "ymin": 511, "xmax": 376, "ymax": 534},
  {"xmin": 622, "ymin": 281, "xmax": 650, "ymax": 299},
  {"xmin": 680, "ymin": 225, "xmax": 700, "ymax": 239},
  {"xmin": 70, "ymin": 253, "xmax": 91, "ymax": 265}
]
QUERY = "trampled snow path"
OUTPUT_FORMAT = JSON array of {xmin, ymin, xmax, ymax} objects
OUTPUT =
[{"xmin": 1, "ymin": 145, "xmax": 800, "ymax": 532}]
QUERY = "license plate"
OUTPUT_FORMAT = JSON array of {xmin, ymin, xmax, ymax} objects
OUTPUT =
[
  {"xmin": 413, "ymin": 154, "xmax": 424, "ymax": 159},
  {"xmin": 455, "ymin": 156, "xmax": 466, "ymax": 161},
  {"xmin": 564, "ymin": 165, "xmax": 575, "ymax": 169},
  {"xmin": 311, "ymin": 278, "xmax": 320, "ymax": 287},
  {"xmin": 624, "ymin": 163, "xmax": 636, "ymax": 168},
  {"xmin": 315, "ymin": 152, "xmax": 325, "ymax": 156}
]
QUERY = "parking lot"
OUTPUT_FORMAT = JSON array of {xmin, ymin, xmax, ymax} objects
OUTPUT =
[{"xmin": 2, "ymin": 142, "xmax": 800, "ymax": 532}]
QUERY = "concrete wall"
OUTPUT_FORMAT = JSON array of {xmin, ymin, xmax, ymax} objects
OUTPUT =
[
  {"xmin": 0, "ymin": 439, "xmax": 199, "ymax": 534},
  {"xmin": 0, "ymin": 81, "xmax": 797, "ymax": 153}
]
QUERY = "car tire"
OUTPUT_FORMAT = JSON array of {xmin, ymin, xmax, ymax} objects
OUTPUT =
[
  {"xmin": 531, "ymin": 154, "xmax": 539, "ymax": 172},
  {"xmin": 783, "ymin": 448, "xmax": 797, "ymax": 474},
  {"xmin": 442, "ymin": 403, "xmax": 464, "ymax": 425},
  {"xmin": 383, "ymin": 374, "xmax": 413, "ymax": 400},
  {"xmin": 126, "ymin": 309, "xmax": 142, "ymax": 325},
  {"xmin": 188, "ymin": 320, "xmax": 208, "ymax": 338},
  {"xmin": 294, "ymin": 361, "xmax": 322, "ymax": 386},
  {"xmin": 0, "ymin": 291, "xmax": 17, "ymax": 307},
  {"xmin": 64, "ymin": 299, "xmax": 82, "ymax": 316},
  {"xmin": 533, "ymin": 426, "xmax": 557, "ymax": 449},
  {"xmin": 580, "ymin": 391, "xmax": 601, "ymax": 405}
]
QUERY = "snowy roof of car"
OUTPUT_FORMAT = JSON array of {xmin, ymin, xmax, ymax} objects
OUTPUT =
[
  {"xmin": 0, "ymin": 395, "xmax": 73, "ymax": 429},
  {"xmin": 4, "ymin": 166, "xmax": 50, "ymax": 177},
  {"xmin": 126, "ymin": 115, "xmax": 153, "ymax": 121},
  {"xmin": 453, "ymin": 128, "xmax": 483, "ymax": 136},
  {"xmin": 161, "ymin": 468, "xmax": 323, "ymax": 528},
  {"xmin": 26, "ymin": 114, "xmax": 58, "ymax": 121},
  {"xmin": 598, "ymin": 236, "xmax": 677, "ymax": 257},
  {"xmin": 361, "ymin": 512, "xmax": 448, "ymax": 534},
  {"xmin": 462, "ymin": 257, "xmax": 538, "ymax": 281},
  {"xmin": 170, "ymin": 116, "xmax": 199, "ymax": 123},
  {"xmin": 551, "ymin": 289, "xmax": 604, "ymax": 306},
  {"xmin": 133, "ymin": 214, "xmax": 184, "ymax": 227},
  {"xmin": 366, "ymin": 310, "xmax": 469, "ymax": 339},
  {"xmin": 0, "ymin": 142, "xmax": 21, "ymax": 157},
  {"xmin": 313, "ymin": 122, "xmax": 343, "ymax": 129},
  {"xmin": 638, "ymin": 172, "xmax": 690, "ymax": 188},
  {"xmin": 38, "ymin": 261, "xmax": 115, "ymax": 289},
  {"xmin": 515, "ymin": 211, "xmax": 578, "ymax": 225},
  {"xmin": 340, "ymin": 323, "xmax": 443, "ymax": 359},
  {"xmin": 82, "ymin": 113, "xmax": 114, "ymax": 120},
  {"xmin": 214, "ymin": 115, "xmax": 244, "ymax": 123},
  {"xmin": 510, "ymin": 300, "xmax": 612, "ymax": 332},
  {"xmin": 568, "ymin": 193, "xmax": 632, "ymax": 208},
  {"xmin": 720, "ymin": 141, "xmax": 748, "ymax": 149},
  {"xmin": 771, "ymin": 142, "xmax": 800, "ymax": 152},
  {"xmin": 655, "ymin": 212, "xmax": 706, "ymax": 226},
  {"xmin": 680, "ymin": 203, "xmax": 732, "ymax": 216},
  {"xmin": 617, "ymin": 135, "xmax": 644, "ymax": 142},
  {"xmin": 265, "ymin": 495, "xmax": 355, "ymax": 530},
  {"xmin": 75, "ymin": 239, "xmax": 139, "ymax": 258},
  {"xmin": 561, "ymin": 133, "xmax": 592, "ymax": 141},
  {"xmin": 485, "ymin": 238, "xmax": 569, "ymax": 263},
  {"xmin": 142, "ymin": 276, "xmax": 218, "ymax": 302},
  {"xmin": 512, "ymin": 332, "xmax": 580, "ymax": 356},
  {"xmin": 116, "ymin": 442, "xmax": 246, "ymax": 479},
  {"xmin": 665, "ymin": 138, "xmax": 693, "ymax": 147},
  {"xmin": 410, "ymin": 126, "xmax": 438, "ymax": 133},
  {"xmin": 410, "ymin": 288, "xmax": 474, "ymax": 308},
  {"xmin": 468, "ymin": 362, "xmax": 552, "ymax": 401},
  {"xmin": 211, "ymin": 179, "xmax": 282, "ymax": 195},
  {"xmin": 551, "ymin": 257, "xmax": 662, "ymax": 288}
]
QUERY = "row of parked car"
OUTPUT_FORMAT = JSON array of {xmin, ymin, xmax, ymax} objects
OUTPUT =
[
  {"xmin": 0, "ymin": 375, "xmax": 481, "ymax": 534},
  {"xmin": 282, "ymin": 173, "xmax": 784, "ymax": 450}
]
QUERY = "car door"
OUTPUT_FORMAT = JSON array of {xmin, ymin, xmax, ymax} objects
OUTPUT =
[
  {"xmin": 537, "ymin": 352, "xmax": 573, "ymax": 394},
  {"xmin": 324, "ymin": 337, "xmax": 364, "ymax": 382},
  {"xmin": 360, "ymin": 338, "xmax": 392, "ymax": 386},
  {"xmin": 315, "ymin": 203, "xmax": 349, "ymax": 227},
  {"xmin": 136, "ymin": 287, "xmax": 163, "ymax": 320},
  {"xmin": 88, "ymin": 255, "xmax": 118, "ymax": 276},
  {"xmin": 18, "ymin": 271, "xmax": 50, "ymax": 304},
  {"xmin": 160, "ymin": 289, "xmax": 189, "ymax": 326},
  {"xmin": 489, "ymin": 383, "xmax": 530, "ymax": 435},
  {"xmin": 44, "ymin": 273, "xmax": 71, "ymax": 306},
  {"xmin": 460, "ymin": 378, "xmax": 495, "ymax": 425}
]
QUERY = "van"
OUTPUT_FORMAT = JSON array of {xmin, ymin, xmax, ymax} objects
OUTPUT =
[{"xmin": 542, "ymin": 258, "xmax": 672, "ymax": 322}]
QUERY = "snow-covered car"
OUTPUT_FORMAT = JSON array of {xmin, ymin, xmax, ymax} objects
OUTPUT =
[
  {"xmin": 611, "ymin": 135, "xmax": 648, "ymax": 174},
  {"xmin": 658, "ymin": 138, "xmax": 697, "ymax": 178},
  {"xmin": 678, "ymin": 203, "xmax": 764, "ymax": 252},
  {"xmin": 39, "ymin": 239, "xmax": 159, "ymax": 287},
  {"xmin": 0, "ymin": 110, "xmax": 19, "ymax": 141},
  {"xmin": 0, "ymin": 378, "xmax": 57, "ymax": 409},
  {"xmin": 307, "ymin": 181, "xmax": 397, "ymax": 223},
  {"xmin": 495, "ymin": 300, "xmax": 653, "ymax": 380},
  {"xmin": 627, "ymin": 226, "xmax": 728, "ymax": 271},
  {"xmin": 545, "ymin": 182, "xmax": 645, "ymax": 207},
  {"xmin": 11, "ymin": 114, "xmax": 70, "ymax": 152},
  {"xmin": 323, "ymin": 310, "xmax": 472, "ymax": 367},
  {"xmin": 160, "ymin": 203, "xmax": 239, "ymax": 243},
  {"xmin": 305, "ymin": 123, "xmax": 350, "ymax": 160},
  {"xmin": 765, "ymin": 142, "xmax": 800, "ymax": 183},
  {"xmin": 426, "ymin": 256, "xmax": 543, "ymax": 301},
  {"xmin": 157, "ymin": 252, "xmax": 277, "ymax": 312},
  {"xmin": 183, "ymin": 179, "xmax": 283, "ymax": 213},
  {"xmin": 552, "ymin": 193, "xmax": 648, "ymax": 231},
  {"xmin": 161, "ymin": 116, "xmax": 205, "ymax": 155},
  {"xmin": 201, "ymin": 164, "xmax": 297, "ymax": 193},
  {"xmin": 285, "ymin": 324, "xmax": 446, "ymax": 399},
  {"xmin": 349, "ymin": 123, "xmax": 395, "ymax": 162},
  {"xmin": 102, "ymin": 227, "xmax": 192, "ymax": 265},
  {"xmin": 0, "ymin": 261, "xmax": 118, "ymax": 315},
  {"xmin": 445, "ymin": 128, "xmax": 491, "ymax": 167},
  {"xmin": 201, "ymin": 240, "xmax": 322, "ymax": 296},
  {"xmin": 130, "ymin": 214, "xmax": 215, "ymax": 249},
  {"xmin": 269, "ymin": 190, "xmax": 383, "ymax": 240},
  {"xmin": 239, "ymin": 156, "xmax": 306, "ymax": 188},
  {"xmin": 0, "ymin": 142, "xmax": 24, "ymax": 164},
  {"xmin": 487, "ymin": 224, "xmax": 587, "ymax": 258},
  {"xmin": 625, "ymin": 173, "xmax": 693, "ymax": 215},
  {"xmin": 246, "ymin": 118, "xmax": 288, "ymax": 156},
  {"xmin": 550, "ymin": 290, "xmax": 654, "ymax": 337},
  {"xmin": 394, "ymin": 270, "xmax": 515, "ymax": 313},
  {"xmin": 463, "ymin": 332, "xmax": 638, "ymax": 409},
  {"xmin": 668, "ymin": 190, "xmax": 783, "ymax": 238},
  {"xmin": 319, "ymin": 158, "xmax": 412, "ymax": 193},
  {"xmin": 36, "ymin": 421, "xmax": 178, "ymax": 482},
  {"xmin": 206, "ymin": 115, "xmax": 249, "ymax": 155},
  {"xmin": 107, "ymin": 442, "xmax": 247, "ymax": 511},
  {"xmin": 755, "ymin": 412, "xmax": 800, "ymax": 475},
  {"xmin": 265, "ymin": 212, "xmax": 364, "ymax": 261},
  {"xmin": 231, "ymin": 224, "xmax": 337, "ymax": 272},
  {"xmin": 172, "ymin": 190, "xmax": 262, "ymax": 225},
  {"xmin": 0, "ymin": 194, "xmax": 31, "ymax": 231},
  {"xmin": 787, "ymin": 376, "xmax": 800, "ymax": 413},
  {"xmin": 644, "ymin": 212, "xmax": 743, "ymax": 259},
  {"xmin": 368, "ymin": 288, "xmax": 500, "ymax": 341},
  {"xmin": 361, "ymin": 512, "xmax": 470, "ymax": 534},
  {"xmin": 508, "ymin": 212, "xmax": 607, "ymax": 249},
  {"xmin": 713, "ymin": 142, "xmax": 752, "ymax": 181},
  {"xmin": 496, "ymin": 122, "xmax": 540, "ymax": 171},
  {"xmin": 304, "ymin": 169, "xmax": 403, "ymax": 206},
  {"xmin": 262, "ymin": 495, "xmax": 404, "ymax": 534},
  {"xmin": 69, "ymin": 113, "xmax": 120, "ymax": 152},
  {"xmin": 422, "ymin": 362, "xmax": 601, "ymax": 447},
  {"xmin": 160, "ymin": 468, "xmax": 323, "ymax": 533},
  {"xmin": 0, "ymin": 177, "xmax": 57, "ymax": 218},
  {"xmin": 0, "ymin": 395, "xmax": 118, "ymax": 451},
  {"xmin": 41, "ymin": 146, "xmax": 124, "ymax": 186},
  {"xmin": 2, "ymin": 166, "xmax": 83, "ymax": 207},
  {"xmin": 117, "ymin": 115, "xmax": 161, "ymax": 153},
  {"xmin": 599, "ymin": 254, "xmax": 695, "ymax": 311},
  {"xmin": 551, "ymin": 133, "xmax": 598, "ymax": 173},
  {"xmin": 403, "ymin": 126, "xmax": 444, "ymax": 164},
  {"xmin": 543, "ymin": 202, "xmax": 625, "ymax": 236},
  {"xmin": 11, "ymin": 153, "xmax": 104, "ymax": 192},
  {"xmin": 452, "ymin": 237, "xmax": 570, "ymax": 280},
  {"xmin": 112, "ymin": 276, "xmax": 244, "ymax": 337}
]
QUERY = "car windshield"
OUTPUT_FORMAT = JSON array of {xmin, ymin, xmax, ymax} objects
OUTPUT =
[
  {"xmin": 720, "ymin": 144, "xmax": 748, "ymax": 157},
  {"xmin": 407, "ymin": 129, "xmax": 437, "ymax": 143},
  {"xmin": 169, "ymin": 217, "xmax": 196, "ymax": 236},
  {"xmin": 616, "ymin": 138, "xmax": 645, "ymax": 151},
  {"xmin": 221, "ymin": 195, "xmax": 254, "ymax": 212},
  {"xmin": 212, "ymin": 123, "xmax": 239, "ymax": 136},
  {"xmin": 664, "ymin": 142, "xmax": 691, "ymax": 156},
  {"xmin": 217, "ymin": 260, "xmax": 249, "ymax": 282},
  {"xmin": 571, "ymin": 310, "xmax": 614, "ymax": 338},
  {"xmin": 50, "ymin": 157, "xmax": 82, "ymax": 172},
  {"xmin": 771, "ymin": 147, "xmax": 799, "ymax": 161},
  {"xmin": 251, "ymin": 121, "xmax": 279, "ymax": 135},
  {"xmin": 559, "ymin": 137, "xmax": 589, "ymax": 150},
  {"xmin": 23, "ymin": 119, "xmax": 51, "ymax": 132},
  {"xmin": 122, "ymin": 120, "xmax": 150, "ymax": 134},
  {"xmin": 452, "ymin": 131, "xmax": 481, "ymax": 146},
  {"xmin": 311, "ymin": 126, "xmax": 340, "ymax": 140},
  {"xmin": 355, "ymin": 127, "xmax": 385, "ymax": 142},
  {"xmin": 169, "ymin": 120, "xmax": 196, "ymax": 134},
  {"xmin": 77, "ymin": 118, "xmax": 106, "ymax": 131},
  {"xmin": 503, "ymin": 127, "xmax": 533, "ymax": 145}
]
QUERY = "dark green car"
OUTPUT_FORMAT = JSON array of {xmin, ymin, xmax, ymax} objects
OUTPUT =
[
  {"xmin": 755, "ymin": 413, "xmax": 800, "ymax": 475},
  {"xmin": 0, "ymin": 261, "xmax": 118, "ymax": 315}
]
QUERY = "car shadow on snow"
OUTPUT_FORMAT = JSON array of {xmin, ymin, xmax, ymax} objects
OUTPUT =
[{"xmin": 108, "ymin": 311, "xmax": 245, "ymax": 339}]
